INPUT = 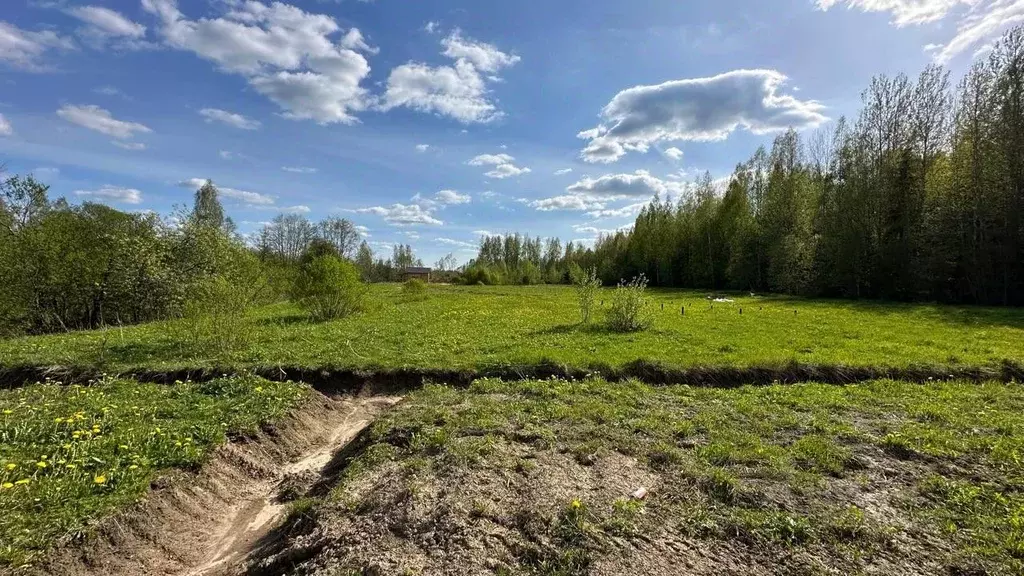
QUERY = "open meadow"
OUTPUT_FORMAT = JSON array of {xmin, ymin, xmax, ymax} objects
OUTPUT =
[{"xmin": 1, "ymin": 284, "xmax": 1022, "ymax": 375}]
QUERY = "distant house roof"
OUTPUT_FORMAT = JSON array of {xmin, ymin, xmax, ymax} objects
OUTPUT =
[{"xmin": 404, "ymin": 267, "xmax": 432, "ymax": 274}]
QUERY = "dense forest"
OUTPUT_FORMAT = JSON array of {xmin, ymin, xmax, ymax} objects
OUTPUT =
[{"xmin": 467, "ymin": 27, "xmax": 1024, "ymax": 305}]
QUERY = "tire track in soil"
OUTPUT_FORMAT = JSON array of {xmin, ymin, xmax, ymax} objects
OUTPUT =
[{"xmin": 183, "ymin": 395, "xmax": 402, "ymax": 576}]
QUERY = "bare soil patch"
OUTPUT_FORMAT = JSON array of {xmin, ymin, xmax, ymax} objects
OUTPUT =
[{"xmin": 30, "ymin": 392, "xmax": 400, "ymax": 576}]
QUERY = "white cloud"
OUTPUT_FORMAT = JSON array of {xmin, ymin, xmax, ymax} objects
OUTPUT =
[
  {"xmin": 177, "ymin": 178, "xmax": 275, "ymax": 206},
  {"xmin": 818, "ymin": 0, "xmax": 1024, "ymax": 64},
  {"xmin": 415, "ymin": 143, "xmax": 430, "ymax": 152},
  {"xmin": 340, "ymin": 28, "xmax": 378, "ymax": 54},
  {"xmin": 0, "ymin": 22, "xmax": 75, "ymax": 71},
  {"xmin": 467, "ymin": 153, "xmax": 531, "ymax": 179},
  {"xmin": 441, "ymin": 30, "xmax": 521, "ymax": 73},
  {"xmin": 436, "ymin": 237, "xmax": 476, "ymax": 248},
  {"xmin": 572, "ymin": 224, "xmax": 631, "ymax": 235},
  {"xmin": 282, "ymin": 166, "xmax": 318, "ymax": 173},
  {"xmin": 74, "ymin": 185, "xmax": 143, "ymax": 204},
  {"xmin": 578, "ymin": 69, "xmax": 827, "ymax": 163},
  {"xmin": 0, "ymin": 113, "xmax": 12, "ymax": 136},
  {"xmin": 279, "ymin": 205, "xmax": 311, "ymax": 214},
  {"xmin": 554, "ymin": 168, "xmax": 573, "ymax": 175},
  {"xmin": 529, "ymin": 195, "xmax": 606, "ymax": 212},
  {"xmin": 66, "ymin": 5, "xmax": 147, "ymax": 48},
  {"xmin": 57, "ymin": 104, "xmax": 152, "ymax": 139},
  {"xmin": 424, "ymin": 21, "xmax": 440, "ymax": 34},
  {"xmin": 352, "ymin": 203, "xmax": 443, "ymax": 226},
  {"xmin": 816, "ymin": 0, "xmax": 966, "ymax": 27},
  {"xmin": 435, "ymin": 189, "xmax": 471, "ymax": 204},
  {"xmin": 142, "ymin": 0, "xmax": 372, "ymax": 124},
  {"xmin": 200, "ymin": 108, "xmax": 261, "ymax": 130},
  {"xmin": 587, "ymin": 202, "xmax": 647, "ymax": 220},
  {"xmin": 664, "ymin": 147, "xmax": 684, "ymax": 160},
  {"xmin": 111, "ymin": 141, "xmax": 146, "ymax": 150},
  {"xmin": 567, "ymin": 170, "xmax": 684, "ymax": 199},
  {"xmin": 473, "ymin": 229, "xmax": 495, "ymax": 236},
  {"xmin": 93, "ymin": 85, "xmax": 129, "ymax": 98},
  {"xmin": 355, "ymin": 225, "xmax": 370, "ymax": 234},
  {"xmin": 381, "ymin": 29, "xmax": 519, "ymax": 123}
]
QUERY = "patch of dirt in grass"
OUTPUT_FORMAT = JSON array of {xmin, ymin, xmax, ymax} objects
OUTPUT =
[{"xmin": 31, "ymin": 392, "xmax": 401, "ymax": 576}]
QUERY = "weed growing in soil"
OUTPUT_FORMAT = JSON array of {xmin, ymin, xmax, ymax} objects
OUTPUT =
[{"xmin": 0, "ymin": 375, "xmax": 305, "ymax": 568}]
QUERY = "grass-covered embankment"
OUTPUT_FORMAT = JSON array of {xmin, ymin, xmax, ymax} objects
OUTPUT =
[
  {"xmin": 269, "ymin": 377, "xmax": 1024, "ymax": 575},
  {"xmin": 1, "ymin": 284, "xmax": 1022, "ymax": 375},
  {"xmin": 0, "ymin": 375, "xmax": 307, "ymax": 568}
]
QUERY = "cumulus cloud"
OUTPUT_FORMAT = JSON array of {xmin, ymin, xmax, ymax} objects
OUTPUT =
[
  {"xmin": 200, "ymin": 108, "xmax": 261, "ymax": 130},
  {"xmin": 142, "ymin": 0, "xmax": 373, "ymax": 124},
  {"xmin": 0, "ymin": 114, "xmax": 12, "ymax": 136},
  {"xmin": 587, "ymin": 202, "xmax": 648, "ymax": 220},
  {"xmin": 282, "ymin": 166, "xmax": 317, "ymax": 173},
  {"xmin": 0, "ymin": 22, "xmax": 75, "ymax": 71},
  {"xmin": 75, "ymin": 185, "xmax": 143, "ymax": 204},
  {"xmin": 435, "ymin": 189, "xmax": 471, "ymax": 204},
  {"xmin": 554, "ymin": 168, "xmax": 573, "ymax": 175},
  {"xmin": 177, "ymin": 178, "xmax": 276, "ymax": 206},
  {"xmin": 529, "ymin": 195, "xmax": 606, "ymax": 212},
  {"xmin": 664, "ymin": 147, "xmax": 684, "ymax": 160},
  {"xmin": 381, "ymin": 29, "xmax": 519, "ymax": 123},
  {"xmin": 467, "ymin": 153, "xmax": 531, "ymax": 179},
  {"xmin": 415, "ymin": 143, "xmax": 430, "ymax": 152},
  {"xmin": 528, "ymin": 170, "xmax": 682, "ymax": 215},
  {"xmin": 578, "ymin": 69, "xmax": 827, "ymax": 163},
  {"xmin": 566, "ymin": 170, "xmax": 684, "ymax": 199},
  {"xmin": 57, "ymin": 104, "xmax": 152, "ymax": 139},
  {"xmin": 351, "ymin": 203, "xmax": 443, "ymax": 226},
  {"xmin": 112, "ymin": 141, "xmax": 146, "ymax": 150}
]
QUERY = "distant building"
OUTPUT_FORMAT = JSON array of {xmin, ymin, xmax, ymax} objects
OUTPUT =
[{"xmin": 402, "ymin": 266, "xmax": 432, "ymax": 282}]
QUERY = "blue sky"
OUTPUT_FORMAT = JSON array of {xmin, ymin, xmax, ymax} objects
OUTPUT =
[{"xmin": 0, "ymin": 0, "xmax": 1014, "ymax": 265}]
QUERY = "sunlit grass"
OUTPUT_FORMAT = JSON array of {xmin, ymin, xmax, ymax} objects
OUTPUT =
[
  {"xmin": 1, "ymin": 284, "xmax": 1022, "ymax": 372},
  {"xmin": 0, "ymin": 375, "xmax": 306, "ymax": 568}
]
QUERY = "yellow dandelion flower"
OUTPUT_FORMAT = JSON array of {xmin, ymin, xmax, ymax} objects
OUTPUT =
[
  {"xmin": 1, "ymin": 482, "xmax": 13, "ymax": 489},
  {"xmin": 54, "ymin": 417, "xmax": 63, "ymax": 423},
  {"xmin": 128, "ymin": 465, "xmax": 138, "ymax": 470},
  {"xmin": 36, "ymin": 461, "xmax": 47, "ymax": 468},
  {"xmin": 175, "ymin": 442, "xmax": 182, "ymax": 447},
  {"xmin": 118, "ymin": 445, "xmax": 129, "ymax": 451},
  {"xmin": 2, "ymin": 410, "xmax": 11, "ymax": 415},
  {"xmin": 66, "ymin": 464, "xmax": 77, "ymax": 469},
  {"xmin": 15, "ymin": 479, "xmax": 30, "ymax": 485},
  {"xmin": 6, "ymin": 463, "xmax": 16, "ymax": 470},
  {"xmin": 94, "ymin": 475, "xmax": 106, "ymax": 485}
]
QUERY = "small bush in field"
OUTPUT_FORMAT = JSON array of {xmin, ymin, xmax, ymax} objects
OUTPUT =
[
  {"xmin": 292, "ymin": 256, "xmax": 366, "ymax": 321},
  {"xmin": 175, "ymin": 275, "xmax": 255, "ymax": 360},
  {"xmin": 607, "ymin": 274, "xmax": 653, "ymax": 333},
  {"xmin": 403, "ymin": 278, "xmax": 427, "ymax": 294},
  {"xmin": 574, "ymin": 267, "xmax": 601, "ymax": 324}
]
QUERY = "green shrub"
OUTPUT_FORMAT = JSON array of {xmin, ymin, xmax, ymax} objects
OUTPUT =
[
  {"xmin": 403, "ymin": 278, "xmax": 427, "ymax": 294},
  {"xmin": 174, "ymin": 274, "xmax": 255, "ymax": 361},
  {"xmin": 573, "ymin": 267, "xmax": 601, "ymax": 324},
  {"xmin": 292, "ymin": 256, "xmax": 366, "ymax": 321},
  {"xmin": 606, "ymin": 274, "xmax": 653, "ymax": 332}
]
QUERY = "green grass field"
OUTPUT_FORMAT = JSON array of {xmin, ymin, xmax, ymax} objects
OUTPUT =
[{"xmin": 1, "ymin": 284, "xmax": 1022, "ymax": 373}]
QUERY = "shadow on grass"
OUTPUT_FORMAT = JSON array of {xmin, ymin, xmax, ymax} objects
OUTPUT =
[{"xmin": 255, "ymin": 314, "xmax": 311, "ymax": 327}]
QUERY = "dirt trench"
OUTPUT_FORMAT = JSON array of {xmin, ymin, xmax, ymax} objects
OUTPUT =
[{"xmin": 36, "ymin": 391, "xmax": 402, "ymax": 576}]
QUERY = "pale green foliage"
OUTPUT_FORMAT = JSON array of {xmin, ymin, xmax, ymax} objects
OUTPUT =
[
  {"xmin": 607, "ymin": 274, "xmax": 653, "ymax": 332},
  {"xmin": 292, "ymin": 255, "xmax": 366, "ymax": 321},
  {"xmin": 573, "ymin": 266, "xmax": 601, "ymax": 324}
]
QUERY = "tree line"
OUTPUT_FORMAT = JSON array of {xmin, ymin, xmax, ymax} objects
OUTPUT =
[
  {"xmin": 0, "ymin": 177, "xmax": 424, "ymax": 336},
  {"xmin": 468, "ymin": 26, "xmax": 1024, "ymax": 305}
]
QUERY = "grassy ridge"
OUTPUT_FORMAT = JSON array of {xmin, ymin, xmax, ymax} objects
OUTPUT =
[
  {"xmin": 1, "ymin": 284, "xmax": 1022, "ymax": 373},
  {"xmin": 322, "ymin": 377, "xmax": 1024, "ymax": 574},
  {"xmin": 0, "ymin": 375, "xmax": 306, "ymax": 568}
]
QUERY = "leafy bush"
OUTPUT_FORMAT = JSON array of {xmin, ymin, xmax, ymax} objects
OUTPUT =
[
  {"xmin": 292, "ymin": 255, "xmax": 366, "ymax": 321},
  {"xmin": 606, "ymin": 274, "xmax": 653, "ymax": 332},
  {"xmin": 402, "ymin": 278, "xmax": 428, "ymax": 300},
  {"xmin": 175, "ymin": 274, "xmax": 255, "ymax": 361},
  {"xmin": 458, "ymin": 265, "xmax": 502, "ymax": 285},
  {"xmin": 574, "ymin": 267, "xmax": 601, "ymax": 324}
]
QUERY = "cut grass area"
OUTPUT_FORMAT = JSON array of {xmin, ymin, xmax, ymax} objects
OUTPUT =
[
  {"xmin": 0, "ymin": 375, "xmax": 306, "ymax": 569},
  {"xmin": 299, "ymin": 378, "xmax": 1024, "ymax": 575},
  {"xmin": 1, "ymin": 284, "xmax": 1022, "ymax": 373}
]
